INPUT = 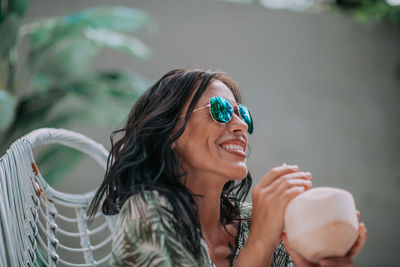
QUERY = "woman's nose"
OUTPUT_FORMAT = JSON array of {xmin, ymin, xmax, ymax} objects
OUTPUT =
[{"xmin": 227, "ymin": 113, "xmax": 248, "ymax": 134}]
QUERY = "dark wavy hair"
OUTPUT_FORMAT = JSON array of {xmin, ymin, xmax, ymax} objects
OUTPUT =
[{"xmin": 87, "ymin": 67, "xmax": 252, "ymax": 260}]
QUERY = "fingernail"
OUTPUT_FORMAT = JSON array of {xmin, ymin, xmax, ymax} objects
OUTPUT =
[{"xmin": 292, "ymin": 165, "xmax": 299, "ymax": 170}]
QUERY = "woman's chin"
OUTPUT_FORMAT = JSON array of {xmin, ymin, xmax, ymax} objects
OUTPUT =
[{"xmin": 225, "ymin": 164, "xmax": 248, "ymax": 180}]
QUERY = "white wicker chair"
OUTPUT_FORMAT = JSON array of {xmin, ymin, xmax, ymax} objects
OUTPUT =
[{"xmin": 0, "ymin": 128, "xmax": 116, "ymax": 266}]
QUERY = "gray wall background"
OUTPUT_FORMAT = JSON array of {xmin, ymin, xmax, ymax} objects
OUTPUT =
[{"xmin": 26, "ymin": 0, "xmax": 400, "ymax": 266}]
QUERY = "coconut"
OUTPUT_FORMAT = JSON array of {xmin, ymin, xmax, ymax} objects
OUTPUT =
[{"xmin": 284, "ymin": 187, "xmax": 359, "ymax": 263}]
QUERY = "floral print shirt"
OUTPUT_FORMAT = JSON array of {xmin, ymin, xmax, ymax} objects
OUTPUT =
[{"xmin": 109, "ymin": 190, "xmax": 294, "ymax": 267}]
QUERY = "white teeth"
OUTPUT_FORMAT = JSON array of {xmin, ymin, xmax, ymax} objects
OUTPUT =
[{"xmin": 222, "ymin": 144, "xmax": 244, "ymax": 152}]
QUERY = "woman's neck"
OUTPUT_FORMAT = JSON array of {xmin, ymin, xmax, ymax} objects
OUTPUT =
[{"xmin": 183, "ymin": 171, "xmax": 226, "ymax": 234}]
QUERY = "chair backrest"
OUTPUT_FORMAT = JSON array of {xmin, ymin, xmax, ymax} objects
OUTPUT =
[{"xmin": 0, "ymin": 128, "xmax": 115, "ymax": 266}]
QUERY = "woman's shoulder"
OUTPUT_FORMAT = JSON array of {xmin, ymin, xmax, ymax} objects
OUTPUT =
[
  {"xmin": 121, "ymin": 190, "xmax": 172, "ymax": 209},
  {"xmin": 117, "ymin": 190, "xmax": 174, "ymax": 223},
  {"xmin": 112, "ymin": 190, "xmax": 179, "ymax": 253},
  {"xmin": 110, "ymin": 190, "xmax": 205, "ymax": 266}
]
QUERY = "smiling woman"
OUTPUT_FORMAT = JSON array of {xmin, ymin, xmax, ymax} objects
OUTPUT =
[{"xmin": 87, "ymin": 67, "xmax": 366, "ymax": 267}]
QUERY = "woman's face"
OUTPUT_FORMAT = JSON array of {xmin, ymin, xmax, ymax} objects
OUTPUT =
[{"xmin": 173, "ymin": 79, "xmax": 249, "ymax": 182}]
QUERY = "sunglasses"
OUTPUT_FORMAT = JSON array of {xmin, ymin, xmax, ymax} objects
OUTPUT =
[{"xmin": 180, "ymin": 96, "xmax": 254, "ymax": 134}]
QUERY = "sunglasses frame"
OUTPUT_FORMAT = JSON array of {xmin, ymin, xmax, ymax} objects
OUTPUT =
[{"xmin": 180, "ymin": 96, "xmax": 253, "ymax": 134}]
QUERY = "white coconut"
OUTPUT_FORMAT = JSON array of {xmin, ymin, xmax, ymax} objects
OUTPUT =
[{"xmin": 284, "ymin": 187, "xmax": 359, "ymax": 263}]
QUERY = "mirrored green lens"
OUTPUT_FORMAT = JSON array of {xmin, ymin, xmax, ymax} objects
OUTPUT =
[
  {"xmin": 210, "ymin": 97, "xmax": 233, "ymax": 123},
  {"xmin": 239, "ymin": 105, "xmax": 254, "ymax": 134}
]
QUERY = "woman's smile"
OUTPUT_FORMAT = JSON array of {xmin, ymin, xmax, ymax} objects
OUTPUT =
[{"xmin": 219, "ymin": 138, "xmax": 246, "ymax": 158}]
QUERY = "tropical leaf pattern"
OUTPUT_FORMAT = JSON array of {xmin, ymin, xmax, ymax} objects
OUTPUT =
[{"xmin": 110, "ymin": 191, "xmax": 294, "ymax": 267}]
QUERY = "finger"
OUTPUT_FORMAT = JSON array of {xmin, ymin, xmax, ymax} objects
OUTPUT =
[
  {"xmin": 279, "ymin": 171, "xmax": 312, "ymax": 182},
  {"xmin": 279, "ymin": 186, "xmax": 306, "ymax": 204},
  {"xmin": 271, "ymin": 179, "xmax": 312, "ymax": 199},
  {"xmin": 320, "ymin": 257, "xmax": 353, "ymax": 267},
  {"xmin": 268, "ymin": 172, "xmax": 311, "ymax": 192},
  {"xmin": 356, "ymin": 210, "xmax": 360, "ymax": 221},
  {"xmin": 270, "ymin": 173, "xmax": 312, "ymax": 194},
  {"xmin": 257, "ymin": 164, "xmax": 299, "ymax": 188},
  {"xmin": 347, "ymin": 222, "xmax": 367, "ymax": 257}
]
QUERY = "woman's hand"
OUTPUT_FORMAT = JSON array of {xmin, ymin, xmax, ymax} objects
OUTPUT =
[
  {"xmin": 248, "ymin": 164, "xmax": 312, "ymax": 249},
  {"xmin": 235, "ymin": 164, "xmax": 312, "ymax": 267},
  {"xmin": 283, "ymin": 211, "xmax": 368, "ymax": 267}
]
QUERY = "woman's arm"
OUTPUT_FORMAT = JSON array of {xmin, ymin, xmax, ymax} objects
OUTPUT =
[{"xmin": 234, "ymin": 235, "xmax": 276, "ymax": 267}]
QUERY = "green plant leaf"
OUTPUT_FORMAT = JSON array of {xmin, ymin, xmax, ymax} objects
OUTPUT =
[
  {"xmin": 0, "ymin": 13, "xmax": 20, "ymax": 60},
  {"xmin": 29, "ymin": 38, "xmax": 100, "ymax": 81},
  {"xmin": 45, "ymin": 109, "xmax": 89, "ymax": 128},
  {"xmin": 0, "ymin": 94, "xmax": 88, "ymax": 152},
  {"xmin": 21, "ymin": 6, "xmax": 152, "ymax": 93},
  {"xmin": 0, "ymin": 58, "xmax": 8, "ymax": 89},
  {"xmin": 63, "ymin": 6, "xmax": 151, "ymax": 32},
  {"xmin": 96, "ymin": 70, "xmax": 151, "ymax": 98},
  {"xmin": 20, "ymin": 6, "xmax": 151, "ymax": 46},
  {"xmin": 84, "ymin": 28, "xmax": 151, "ymax": 59},
  {"xmin": 0, "ymin": 0, "xmax": 3, "ymax": 22},
  {"xmin": 1, "ymin": 4, "xmax": 153, "ymax": 185},
  {"xmin": 9, "ymin": 89, "xmax": 66, "ymax": 134},
  {"xmin": 0, "ymin": 89, "xmax": 16, "ymax": 132},
  {"xmin": 65, "ymin": 70, "xmax": 150, "ymax": 102},
  {"xmin": 8, "ymin": 0, "xmax": 30, "ymax": 16},
  {"xmin": 59, "ymin": 71, "xmax": 148, "ymax": 125}
]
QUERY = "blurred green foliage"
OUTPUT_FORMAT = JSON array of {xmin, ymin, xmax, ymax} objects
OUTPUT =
[
  {"xmin": 221, "ymin": 0, "xmax": 400, "ymax": 28},
  {"xmin": 0, "ymin": 1, "xmax": 152, "ymax": 184},
  {"xmin": 332, "ymin": 0, "xmax": 400, "ymax": 27}
]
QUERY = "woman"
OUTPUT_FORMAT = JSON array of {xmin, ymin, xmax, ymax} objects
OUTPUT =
[{"xmin": 88, "ymin": 68, "xmax": 367, "ymax": 266}]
